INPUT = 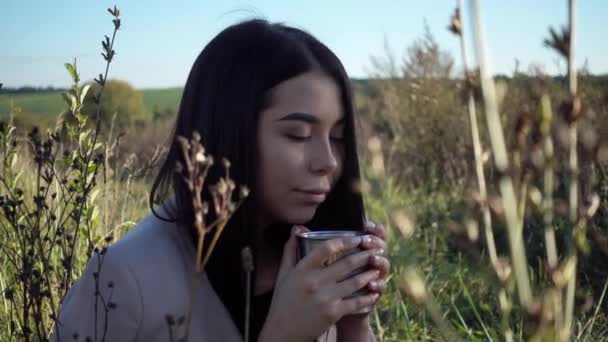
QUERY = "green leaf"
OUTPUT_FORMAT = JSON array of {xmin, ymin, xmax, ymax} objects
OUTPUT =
[
  {"xmin": 78, "ymin": 226, "xmax": 88, "ymax": 239},
  {"xmin": 574, "ymin": 222, "xmax": 590, "ymax": 255},
  {"xmin": 78, "ymin": 130, "xmax": 90, "ymax": 145},
  {"xmin": 89, "ymin": 189, "xmax": 100, "ymax": 203},
  {"xmin": 86, "ymin": 170, "xmax": 97, "ymax": 184},
  {"xmin": 61, "ymin": 92, "xmax": 73, "ymax": 107},
  {"xmin": 68, "ymin": 93, "xmax": 77, "ymax": 113},
  {"xmin": 14, "ymin": 169, "xmax": 23, "ymax": 185},
  {"xmin": 93, "ymin": 233, "xmax": 101, "ymax": 245},
  {"xmin": 9, "ymin": 152, "xmax": 17, "ymax": 168},
  {"xmin": 85, "ymin": 163, "xmax": 98, "ymax": 179},
  {"xmin": 85, "ymin": 205, "xmax": 93, "ymax": 221},
  {"xmin": 80, "ymin": 84, "xmax": 91, "ymax": 104},
  {"xmin": 64, "ymin": 63, "xmax": 80, "ymax": 83},
  {"xmin": 91, "ymin": 206, "xmax": 99, "ymax": 223},
  {"xmin": 76, "ymin": 112, "xmax": 86, "ymax": 124}
]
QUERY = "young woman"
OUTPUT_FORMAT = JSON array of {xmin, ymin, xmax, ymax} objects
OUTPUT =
[{"xmin": 55, "ymin": 19, "xmax": 390, "ymax": 342}]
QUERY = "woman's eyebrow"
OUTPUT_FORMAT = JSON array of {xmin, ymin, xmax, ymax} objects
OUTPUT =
[{"xmin": 276, "ymin": 112, "xmax": 345, "ymax": 125}]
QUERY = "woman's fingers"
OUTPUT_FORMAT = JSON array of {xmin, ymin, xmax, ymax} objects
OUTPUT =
[
  {"xmin": 364, "ymin": 220, "xmax": 387, "ymax": 240},
  {"xmin": 276, "ymin": 226, "xmax": 303, "ymax": 283},
  {"xmin": 367, "ymin": 279, "xmax": 387, "ymax": 294},
  {"xmin": 298, "ymin": 236, "xmax": 363, "ymax": 270},
  {"xmin": 368, "ymin": 255, "xmax": 390, "ymax": 278},
  {"xmin": 331, "ymin": 268, "xmax": 380, "ymax": 299},
  {"xmin": 297, "ymin": 225, "xmax": 311, "ymax": 233},
  {"xmin": 338, "ymin": 291, "xmax": 380, "ymax": 317},
  {"xmin": 320, "ymin": 248, "xmax": 381, "ymax": 283},
  {"xmin": 360, "ymin": 234, "xmax": 386, "ymax": 251}
]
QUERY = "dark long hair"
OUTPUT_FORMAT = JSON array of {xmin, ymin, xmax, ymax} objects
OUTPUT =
[{"xmin": 149, "ymin": 19, "xmax": 365, "ymax": 338}]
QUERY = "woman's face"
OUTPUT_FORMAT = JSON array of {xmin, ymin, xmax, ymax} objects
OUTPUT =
[{"xmin": 256, "ymin": 71, "xmax": 345, "ymax": 227}]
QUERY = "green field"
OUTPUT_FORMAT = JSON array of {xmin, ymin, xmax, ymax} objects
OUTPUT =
[
  {"xmin": 0, "ymin": 91, "xmax": 67, "ymax": 117},
  {"xmin": 141, "ymin": 87, "xmax": 183, "ymax": 113},
  {"xmin": 0, "ymin": 87, "xmax": 183, "ymax": 118}
]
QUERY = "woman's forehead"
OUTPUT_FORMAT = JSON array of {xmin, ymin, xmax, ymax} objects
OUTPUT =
[{"xmin": 263, "ymin": 72, "xmax": 344, "ymax": 123}]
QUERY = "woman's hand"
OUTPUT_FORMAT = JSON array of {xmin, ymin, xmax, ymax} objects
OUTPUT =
[
  {"xmin": 259, "ymin": 226, "xmax": 381, "ymax": 342},
  {"xmin": 335, "ymin": 220, "xmax": 391, "ymax": 342},
  {"xmin": 361, "ymin": 220, "xmax": 390, "ymax": 295}
]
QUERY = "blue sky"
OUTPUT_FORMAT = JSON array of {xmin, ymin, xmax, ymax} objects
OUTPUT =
[{"xmin": 2, "ymin": 0, "xmax": 607, "ymax": 88}]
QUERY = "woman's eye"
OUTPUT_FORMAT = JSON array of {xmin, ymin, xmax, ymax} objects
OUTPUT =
[{"xmin": 285, "ymin": 134, "xmax": 310, "ymax": 141}]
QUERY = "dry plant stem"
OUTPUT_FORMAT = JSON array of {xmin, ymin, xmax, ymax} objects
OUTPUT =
[
  {"xmin": 454, "ymin": 3, "xmax": 513, "ymax": 339},
  {"xmin": 564, "ymin": 0, "xmax": 578, "ymax": 336},
  {"xmin": 469, "ymin": 0, "xmax": 532, "ymax": 306},
  {"xmin": 517, "ymin": 176, "xmax": 529, "ymax": 235},
  {"xmin": 202, "ymin": 210, "xmax": 243, "ymax": 266},
  {"xmin": 540, "ymin": 94, "xmax": 563, "ymax": 333},
  {"xmin": 179, "ymin": 142, "xmax": 249, "ymax": 340},
  {"xmin": 540, "ymin": 95, "xmax": 559, "ymax": 269},
  {"xmin": 201, "ymin": 221, "xmax": 226, "ymax": 267},
  {"xmin": 456, "ymin": 0, "xmax": 497, "ymax": 265},
  {"xmin": 498, "ymin": 288, "xmax": 514, "ymax": 342},
  {"xmin": 549, "ymin": 289, "xmax": 563, "ymax": 339}
]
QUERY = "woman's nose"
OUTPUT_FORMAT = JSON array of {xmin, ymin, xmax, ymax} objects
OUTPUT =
[{"xmin": 309, "ymin": 138, "xmax": 339, "ymax": 175}]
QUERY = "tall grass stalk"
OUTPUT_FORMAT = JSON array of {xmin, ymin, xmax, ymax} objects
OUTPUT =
[
  {"xmin": 540, "ymin": 94, "xmax": 559, "ymax": 270},
  {"xmin": 454, "ymin": 0, "xmax": 497, "ymax": 265},
  {"xmin": 540, "ymin": 92, "xmax": 564, "ymax": 334},
  {"xmin": 469, "ymin": 0, "xmax": 532, "ymax": 306},
  {"xmin": 564, "ymin": 0, "xmax": 578, "ymax": 337},
  {"xmin": 451, "ymin": 3, "xmax": 515, "ymax": 339}
]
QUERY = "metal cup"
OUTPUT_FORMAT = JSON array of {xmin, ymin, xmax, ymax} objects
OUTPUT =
[{"xmin": 296, "ymin": 230, "xmax": 374, "ymax": 314}]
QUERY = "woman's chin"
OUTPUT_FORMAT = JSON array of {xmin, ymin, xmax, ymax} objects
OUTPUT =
[
  {"xmin": 284, "ymin": 208, "xmax": 317, "ymax": 225},
  {"xmin": 289, "ymin": 217, "xmax": 314, "ymax": 225}
]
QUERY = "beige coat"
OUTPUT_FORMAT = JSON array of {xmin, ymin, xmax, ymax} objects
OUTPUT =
[{"xmin": 53, "ymin": 205, "xmax": 336, "ymax": 342}]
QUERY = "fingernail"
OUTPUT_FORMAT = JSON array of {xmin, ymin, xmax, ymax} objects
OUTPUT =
[
  {"xmin": 293, "ymin": 225, "xmax": 302, "ymax": 234},
  {"xmin": 375, "ymin": 248, "xmax": 385, "ymax": 255},
  {"xmin": 362, "ymin": 235, "xmax": 372, "ymax": 244},
  {"xmin": 349, "ymin": 236, "xmax": 362, "ymax": 245}
]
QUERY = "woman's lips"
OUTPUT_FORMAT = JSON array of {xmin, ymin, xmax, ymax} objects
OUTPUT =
[{"xmin": 295, "ymin": 190, "xmax": 327, "ymax": 203}]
